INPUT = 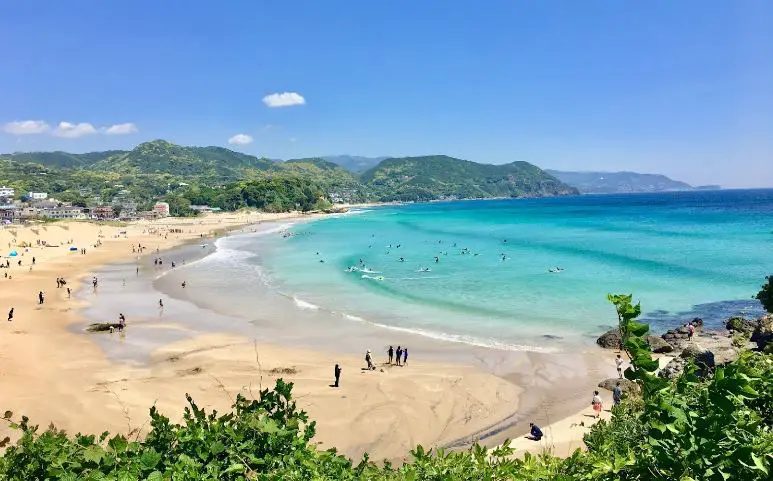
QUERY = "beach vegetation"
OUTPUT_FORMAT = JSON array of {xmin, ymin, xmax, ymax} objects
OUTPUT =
[
  {"xmin": 756, "ymin": 275, "xmax": 773, "ymax": 313},
  {"xmin": 2, "ymin": 295, "xmax": 772, "ymax": 479}
]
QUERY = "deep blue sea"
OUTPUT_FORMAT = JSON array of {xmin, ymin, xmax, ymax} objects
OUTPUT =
[{"xmin": 194, "ymin": 190, "xmax": 773, "ymax": 351}]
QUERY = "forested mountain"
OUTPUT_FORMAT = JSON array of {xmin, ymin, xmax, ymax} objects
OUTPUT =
[
  {"xmin": 545, "ymin": 170, "xmax": 712, "ymax": 194},
  {"xmin": 362, "ymin": 155, "xmax": 577, "ymax": 201},
  {"xmin": 0, "ymin": 142, "xmax": 577, "ymax": 213}
]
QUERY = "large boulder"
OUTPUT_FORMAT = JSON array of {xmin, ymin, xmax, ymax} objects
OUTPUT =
[
  {"xmin": 680, "ymin": 343, "xmax": 716, "ymax": 370},
  {"xmin": 659, "ymin": 357, "xmax": 686, "ymax": 379},
  {"xmin": 598, "ymin": 378, "xmax": 641, "ymax": 395},
  {"xmin": 751, "ymin": 314, "xmax": 773, "ymax": 351},
  {"xmin": 646, "ymin": 335, "xmax": 674, "ymax": 353},
  {"xmin": 725, "ymin": 316, "xmax": 759, "ymax": 334},
  {"xmin": 597, "ymin": 328, "xmax": 623, "ymax": 349}
]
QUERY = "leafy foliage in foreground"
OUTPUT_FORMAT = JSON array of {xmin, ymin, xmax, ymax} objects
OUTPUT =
[
  {"xmin": 757, "ymin": 275, "xmax": 773, "ymax": 314},
  {"xmin": 2, "ymin": 296, "xmax": 772, "ymax": 480}
]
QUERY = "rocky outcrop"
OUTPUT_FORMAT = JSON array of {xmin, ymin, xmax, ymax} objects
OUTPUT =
[
  {"xmin": 598, "ymin": 378, "xmax": 641, "ymax": 395},
  {"xmin": 659, "ymin": 357, "xmax": 686, "ymax": 379},
  {"xmin": 725, "ymin": 316, "xmax": 759, "ymax": 334},
  {"xmin": 751, "ymin": 314, "xmax": 773, "ymax": 352},
  {"xmin": 646, "ymin": 335, "xmax": 674, "ymax": 353},
  {"xmin": 597, "ymin": 328, "xmax": 623, "ymax": 349},
  {"xmin": 680, "ymin": 344, "xmax": 715, "ymax": 368}
]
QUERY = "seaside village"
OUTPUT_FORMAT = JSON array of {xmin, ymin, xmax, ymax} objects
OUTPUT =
[{"xmin": 0, "ymin": 185, "xmax": 219, "ymax": 224}]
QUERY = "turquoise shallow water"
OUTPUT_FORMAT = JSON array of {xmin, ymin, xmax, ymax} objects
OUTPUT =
[{"xmin": 202, "ymin": 190, "xmax": 772, "ymax": 351}]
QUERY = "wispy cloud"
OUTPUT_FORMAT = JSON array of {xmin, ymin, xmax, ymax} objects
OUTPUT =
[
  {"xmin": 2, "ymin": 119, "xmax": 139, "ymax": 138},
  {"xmin": 262, "ymin": 92, "xmax": 306, "ymax": 108},
  {"xmin": 228, "ymin": 133, "xmax": 254, "ymax": 145},
  {"xmin": 2, "ymin": 120, "xmax": 50, "ymax": 135},
  {"xmin": 104, "ymin": 122, "xmax": 138, "ymax": 135},
  {"xmin": 52, "ymin": 121, "xmax": 98, "ymax": 138}
]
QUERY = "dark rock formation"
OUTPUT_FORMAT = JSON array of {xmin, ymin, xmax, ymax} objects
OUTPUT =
[
  {"xmin": 751, "ymin": 314, "xmax": 773, "ymax": 352},
  {"xmin": 725, "ymin": 316, "xmax": 759, "ymax": 334},
  {"xmin": 597, "ymin": 328, "xmax": 622, "ymax": 349},
  {"xmin": 680, "ymin": 344, "xmax": 716, "ymax": 370},
  {"xmin": 659, "ymin": 357, "xmax": 686, "ymax": 379},
  {"xmin": 598, "ymin": 378, "xmax": 641, "ymax": 395},
  {"xmin": 646, "ymin": 335, "xmax": 674, "ymax": 353}
]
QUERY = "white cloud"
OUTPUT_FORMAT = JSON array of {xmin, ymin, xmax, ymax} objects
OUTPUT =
[
  {"xmin": 52, "ymin": 121, "xmax": 98, "ymax": 138},
  {"xmin": 2, "ymin": 120, "xmax": 50, "ymax": 135},
  {"xmin": 104, "ymin": 122, "xmax": 138, "ymax": 135},
  {"xmin": 228, "ymin": 133, "xmax": 254, "ymax": 145},
  {"xmin": 262, "ymin": 92, "xmax": 306, "ymax": 108}
]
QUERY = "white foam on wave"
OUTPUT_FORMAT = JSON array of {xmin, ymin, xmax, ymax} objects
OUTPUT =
[
  {"xmin": 342, "ymin": 313, "xmax": 559, "ymax": 353},
  {"xmin": 293, "ymin": 296, "xmax": 320, "ymax": 310}
]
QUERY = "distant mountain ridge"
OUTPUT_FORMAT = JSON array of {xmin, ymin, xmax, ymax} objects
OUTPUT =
[
  {"xmin": 546, "ymin": 170, "xmax": 719, "ymax": 194},
  {"xmin": 1, "ymin": 141, "xmax": 577, "ymax": 204},
  {"xmin": 322, "ymin": 155, "xmax": 388, "ymax": 173}
]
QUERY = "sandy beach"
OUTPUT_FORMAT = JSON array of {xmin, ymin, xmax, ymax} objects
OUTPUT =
[{"xmin": 0, "ymin": 213, "xmax": 616, "ymax": 462}]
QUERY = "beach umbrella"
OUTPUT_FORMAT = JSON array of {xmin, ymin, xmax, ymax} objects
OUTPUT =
[{"xmin": 8, "ymin": 251, "xmax": 18, "ymax": 256}]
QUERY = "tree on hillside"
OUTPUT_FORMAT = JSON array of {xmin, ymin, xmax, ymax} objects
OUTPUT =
[{"xmin": 756, "ymin": 275, "xmax": 773, "ymax": 313}]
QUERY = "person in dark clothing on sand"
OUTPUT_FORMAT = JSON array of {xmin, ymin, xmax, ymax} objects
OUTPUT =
[
  {"xmin": 66, "ymin": 287, "xmax": 71, "ymax": 298},
  {"xmin": 403, "ymin": 347, "xmax": 408, "ymax": 365},
  {"xmin": 38, "ymin": 291, "xmax": 44, "ymax": 305},
  {"xmin": 334, "ymin": 364, "xmax": 341, "ymax": 387},
  {"xmin": 7, "ymin": 308, "xmax": 13, "ymax": 322},
  {"xmin": 528, "ymin": 422, "xmax": 543, "ymax": 441},
  {"xmin": 388, "ymin": 346, "xmax": 394, "ymax": 364},
  {"xmin": 396, "ymin": 346, "xmax": 403, "ymax": 366}
]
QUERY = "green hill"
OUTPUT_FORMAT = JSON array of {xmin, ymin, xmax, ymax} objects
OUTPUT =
[
  {"xmin": 361, "ymin": 155, "xmax": 577, "ymax": 201},
  {"xmin": 88, "ymin": 140, "xmax": 275, "ymax": 180}
]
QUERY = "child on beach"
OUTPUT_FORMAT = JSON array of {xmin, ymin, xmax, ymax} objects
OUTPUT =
[{"xmin": 592, "ymin": 390, "xmax": 603, "ymax": 419}]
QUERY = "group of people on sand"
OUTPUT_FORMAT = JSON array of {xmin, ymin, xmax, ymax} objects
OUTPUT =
[{"xmin": 364, "ymin": 345, "xmax": 409, "ymax": 371}]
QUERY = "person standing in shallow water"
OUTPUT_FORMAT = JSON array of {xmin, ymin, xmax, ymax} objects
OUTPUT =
[
  {"xmin": 334, "ymin": 364, "xmax": 341, "ymax": 387},
  {"xmin": 387, "ymin": 345, "xmax": 394, "ymax": 364}
]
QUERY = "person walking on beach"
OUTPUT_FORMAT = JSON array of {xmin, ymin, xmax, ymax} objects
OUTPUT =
[
  {"xmin": 395, "ymin": 346, "xmax": 403, "ymax": 366},
  {"xmin": 159, "ymin": 299, "xmax": 164, "ymax": 309},
  {"xmin": 365, "ymin": 350, "xmax": 374, "ymax": 370},
  {"xmin": 616, "ymin": 354, "xmax": 624, "ymax": 379},
  {"xmin": 334, "ymin": 364, "xmax": 341, "ymax": 387},
  {"xmin": 687, "ymin": 322, "xmax": 695, "ymax": 341},
  {"xmin": 612, "ymin": 382, "xmax": 623, "ymax": 406},
  {"xmin": 402, "ymin": 347, "xmax": 408, "ymax": 365},
  {"xmin": 528, "ymin": 422, "xmax": 543, "ymax": 441},
  {"xmin": 592, "ymin": 390, "xmax": 603, "ymax": 419},
  {"xmin": 32, "ymin": 257, "xmax": 36, "ymax": 265},
  {"xmin": 118, "ymin": 313, "xmax": 126, "ymax": 332},
  {"xmin": 66, "ymin": 287, "xmax": 71, "ymax": 298},
  {"xmin": 387, "ymin": 345, "xmax": 394, "ymax": 364},
  {"xmin": 38, "ymin": 291, "xmax": 44, "ymax": 305},
  {"xmin": 7, "ymin": 307, "xmax": 13, "ymax": 322}
]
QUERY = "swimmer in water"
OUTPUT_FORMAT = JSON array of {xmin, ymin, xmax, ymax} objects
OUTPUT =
[
  {"xmin": 399, "ymin": 257, "xmax": 405, "ymax": 262},
  {"xmin": 434, "ymin": 256, "xmax": 439, "ymax": 263}
]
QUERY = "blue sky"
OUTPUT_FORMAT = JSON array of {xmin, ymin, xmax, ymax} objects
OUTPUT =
[{"xmin": 1, "ymin": 1, "xmax": 771, "ymax": 187}]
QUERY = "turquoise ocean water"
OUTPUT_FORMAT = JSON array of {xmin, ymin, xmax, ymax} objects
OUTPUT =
[{"xmin": 200, "ymin": 190, "xmax": 772, "ymax": 352}]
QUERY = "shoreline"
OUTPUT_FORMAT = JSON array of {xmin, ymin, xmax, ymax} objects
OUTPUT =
[{"xmin": 1, "ymin": 213, "xmax": 616, "ymax": 461}]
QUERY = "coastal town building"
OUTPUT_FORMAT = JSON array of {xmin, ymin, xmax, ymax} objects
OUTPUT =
[
  {"xmin": 0, "ymin": 186, "xmax": 14, "ymax": 201},
  {"xmin": 27, "ymin": 192, "xmax": 48, "ymax": 200},
  {"xmin": 153, "ymin": 201, "xmax": 171, "ymax": 217},
  {"xmin": 90, "ymin": 205, "xmax": 115, "ymax": 220},
  {"xmin": 39, "ymin": 206, "xmax": 88, "ymax": 220},
  {"xmin": 0, "ymin": 204, "xmax": 20, "ymax": 223}
]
